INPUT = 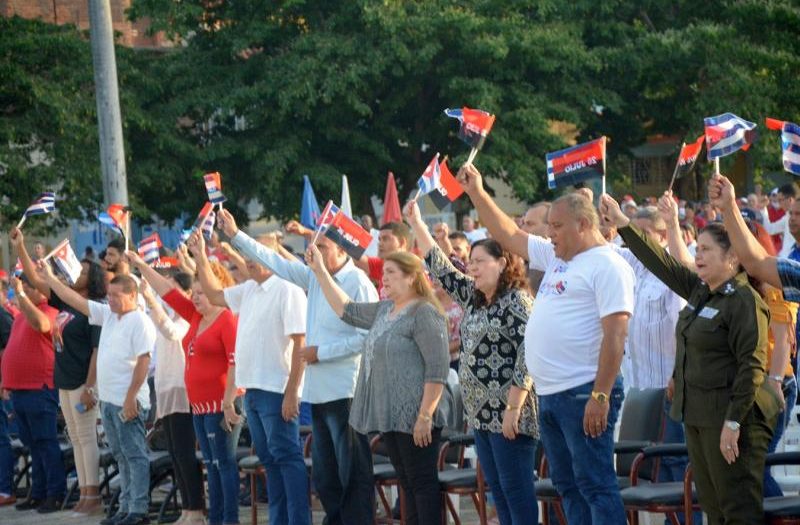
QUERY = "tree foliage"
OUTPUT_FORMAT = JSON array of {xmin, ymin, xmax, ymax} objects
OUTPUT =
[{"xmin": 2, "ymin": 1, "xmax": 799, "ymax": 229}]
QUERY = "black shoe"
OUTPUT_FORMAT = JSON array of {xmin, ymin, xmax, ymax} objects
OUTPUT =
[
  {"xmin": 36, "ymin": 497, "xmax": 63, "ymax": 513},
  {"xmin": 117, "ymin": 512, "xmax": 151, "ymax": 525},
  {"xmin": 15, "ymin": 498, "xmax": 43, "ymax": 511},
  {"xmin": 100, "ymin": 511, "xmax": 128, "ymax": 525}
]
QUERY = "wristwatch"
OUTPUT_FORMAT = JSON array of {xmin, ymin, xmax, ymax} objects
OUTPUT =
[
  {"xmin": 84, "ymin": 386, "xmax": 95, "ymax": 395},
  {"xmin": 724, "ymin": 420, "xmax": 740, "ymax": 431},
  {"xmin": 769, "ymin": 374, "xmax": 784, "ymax": 383},
  {"xmin": 591, "ymin": 391, "xmax": 609, "ymax": 405}
]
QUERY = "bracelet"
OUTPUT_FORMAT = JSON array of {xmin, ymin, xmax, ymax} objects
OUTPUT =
[
  {"xmin": 769, "ymin": 374, "xmax": 784, "ymax": 383},
  {"xmin": 417, "ymin": 413, "xmax": 432, "ymax": 422},
  {"xmin": 505, "ymin": 404, "xmax": 521, "ymax": 411}
]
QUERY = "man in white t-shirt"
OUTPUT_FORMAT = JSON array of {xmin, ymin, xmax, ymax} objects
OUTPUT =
[
  {"xmin": 457, "ymin": 164, "xmax": 634, "ymax": 525},
  {"xmin": 189, "ymin": 231, "xmax": 311, "ymax": 525},
  {"xmin": 41, "ymin": 269, "xmax": 155, "ymax": 525}
]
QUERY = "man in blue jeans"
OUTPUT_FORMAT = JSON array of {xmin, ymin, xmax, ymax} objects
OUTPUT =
[
  {"xmin": 191, "ymin": 230, "xmax": 311, "ymax": 524},
  {"xmin": 219, "ymin": 210, "xmax": 379, "ymax": 524},
  {"xmin": 0, "ymin": 301, "xmax": 15, "ymax": 506},
  {"xmin": 42, "ymin": 270, "xmax": 155, "ymax": 525},
  {"xmin": 459, "ymin": 165, "xmax": 635, "ymax": 525}
]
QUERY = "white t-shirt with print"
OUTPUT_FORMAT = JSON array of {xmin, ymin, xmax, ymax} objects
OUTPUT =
[
  {"xmin": 525, "ymin": 236, "xmax": 635, "ymax": 396},
  {"xmin": 224, "ymin": 277, "xmax": 308, "ymax": 396},
  {"xmin": 88, "ymin": 301, "xmax": 156, "ymax": 408}
]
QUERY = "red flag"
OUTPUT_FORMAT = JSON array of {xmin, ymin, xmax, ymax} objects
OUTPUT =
[
  {"xmin": 382, "ymin": 172, "xmax": 402, "ymax": 225},
  {"xmin": 675, "ymin": 135, "xmax": 705, "ymax": 178},
  {"xmin": 325, "ymin": 210, "xmax": 373, "ymax": 260},
  {"xmin": 546, "ymin": 137, "xmax": 606, "ymax": 189},
  {"xmin": 192, "ymin": 202, "xmax": 214, "ymax": 230},
  {"xmin": 428, "ymin": 159, "xmax": 465, "ymax": 210}
]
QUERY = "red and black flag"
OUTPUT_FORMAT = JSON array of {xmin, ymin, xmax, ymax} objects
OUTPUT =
[
  {"xmin": 324, "ymin": 209, "xmax": 373, "ymax": 260},
  {"xmin": 675, "ymin": 135, "xmax": 705, "ymax": 179}
]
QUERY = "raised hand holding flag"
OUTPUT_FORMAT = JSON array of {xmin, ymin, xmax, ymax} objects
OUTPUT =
[{"xmin": 17, "ymin": 192, "xmax": 56, "ymax": 229}]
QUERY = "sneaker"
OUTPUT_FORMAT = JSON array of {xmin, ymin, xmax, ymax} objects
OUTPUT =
[
  {"xmin": 36, "ymin": 497, "xmax": 64, "ymax": 513},
  {"xmin": 117, "ymin": 512, "xmax": 151, "ymax": 525},
  {"xmin": 0, "ymin": 494, "xmax": 16, "ymax": 506},
  {"xmin": 15, "ymin": 498, "xmax": 43, "ymax": 511},
  {"xmin": 100, "ymin": 511, "xmax": 128, "ymax": 525}
]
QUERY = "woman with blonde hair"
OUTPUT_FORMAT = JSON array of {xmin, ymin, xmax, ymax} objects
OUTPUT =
[
  {"xmin": 306, "ymin": 245, "xmax": 450, "ymax": 525},
  {"xmin": 126, "ymin": 251, "xmax": 241, "ymax": 525}
]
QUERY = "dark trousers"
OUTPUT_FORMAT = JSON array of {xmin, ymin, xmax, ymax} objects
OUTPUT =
[
  {"xmin": 162, "ymin": 412, "xmax": 204, "ymax": 511},
  {"xmin": 310, "ymin": 398, "xmax": 374, "ymax": 525},
  {"xmin": 381, "ymin": 429, "xmax": 442, "ymax": 525},
  {"xmin": 11, "ymin": 388, "xmax": 66, "ymax": 500},
  {"xmin": 685, "ymin": 411, "xmax": 774, "ymax": 525},
  {"xmin": 0, "ymin": 400, "xmax": 15, "ymax": 495},
  {"xmin": 764, "ymin": 375, "xmax": 798, "ymax": 497}
]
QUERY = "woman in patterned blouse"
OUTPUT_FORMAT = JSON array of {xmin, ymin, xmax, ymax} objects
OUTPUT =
[{"xmin": 404, "ymin": 200, "xmax": 539, "ymax": 525}]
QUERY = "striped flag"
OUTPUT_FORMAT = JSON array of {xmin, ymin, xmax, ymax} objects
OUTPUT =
[
  {"xmin": 444, "ymin": 107, "xmax": 496, "ymax": 150},
  {"xmin": 204, "ymin": 172, "xmax": 227, "ymax": 204},
  {"xmin": 44, "ymin": 239, "xmax": 83, "ymax": 284},
  {"xmin": 23, "ymin": 192, "xmax": 56, "ymax": 217},
  {"xmin": 180, "ymin": 229, "xmax": 193, "ymax": 244},
  {"xmin": 192, "ymin": 202, "xmax": 214, "ymax": 230},
  {"xmin": 316, "ymin": 200, "xmax": 340, "ymax": 231},
  {"xmin": 416, "ymin": 153, "xmax": 441, "ymax": 195},
  {"xmin": 546, "ymin": 137, "xmax": 606, "ymax": 190},
  {"xmin": 704, "ymin": 113, "xmax": 757, "ymax": 160},
  {"xmin": 13, "ymin": 258, "xmax": 23, "ymax": 277},
  {"xmin": 137, "ymin": 233, "xmax": 163, "ymax": 264},
  {"xmin": 200, "ymin": 210, "xmax": 216, "ymax": 241},
  {"xmin": 98, "ymin": 204, "xmax": 128, "ymax": 236},
  {"xmin": 766, "ymin": 118, "xmax": 800, "ymax": 175}
]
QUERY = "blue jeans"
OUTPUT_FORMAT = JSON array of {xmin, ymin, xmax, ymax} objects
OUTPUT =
[
  {"xmin": 0, "ymin": 400, "xmax": 15, "ymax": 495},
  {"xmin": 311, "ymin": 398, "xmax": 374, "ymax": 525},
  {"xmin": 193, "ymin": 412, "xmax": 241, "ymax": 525},
  {"xmin": 764, "ymin": 375, "xmax": 798, "ymax": 497},
  {"xmin": 244, "ymin": 389, "xmax": 309, "ymax": 525},
  {"xmin": 11, "ymin": 388, "xmax": 66, "ymax": 500},
  {"xmin": 539, "ymin": 377, "xmax": 625, "ymax": 525},
  {"xmin": 100, "ymin": 401, "xmax": 149, "ymax": 514},
  {"xmin": 473, "ymin": 430, "xmax": 537, "ymax": 525},
  {"xmin": 660, "ymin": 398, "xmax": 703, "ymax": 525}
]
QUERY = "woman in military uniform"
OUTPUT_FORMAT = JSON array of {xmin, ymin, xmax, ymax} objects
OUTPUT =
[{"xmin": 600, "ymin": 193, "xmax": 779, "ymax": 524}]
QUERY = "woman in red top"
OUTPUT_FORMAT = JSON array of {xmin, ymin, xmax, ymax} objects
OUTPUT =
[{"xmin": 127, "ymin": 251, "xmax": 241, "ymax": 525}]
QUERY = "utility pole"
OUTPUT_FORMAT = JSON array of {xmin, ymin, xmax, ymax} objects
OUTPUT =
[{"xmin": 88, "ymin": 0, "xmax": 129, "ymax": 206}]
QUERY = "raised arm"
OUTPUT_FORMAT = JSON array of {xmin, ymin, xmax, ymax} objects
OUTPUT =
[
  {"xmin": 186, "ymin": 231, "xmax": 228, "ymax": 307},
  {"xmin": 432, "ymin": 222, "xmax": 454, "ymax": 257},
  {"xmin": 404, "ymin": 199, "xmax": 436, "ymax": 256},
  {"xmin": 305, "ymin": 244, "xmax": 351, "ymax": 318},
  {"xmin": 175, "ymin": 244, "xmax": 196, "ymax": 275},
  {"xmin": 9, "ymin": 228, "xmax": 50, "ymax": 298},
  {"xmin": 218, "ymin": 242, "xmax": 250, "ymax": 281},
  {"xmin": 658, "ymin": 191, "xmax": 696, "ymax": 270},
  {"xmin": 126, "ymin": 250, "xmax": 175, "ymax": 297},
  {"xmin": 218, "ymin": 208, "xmax": 312, "ymax": 289},
  {"xmin": 457, "ymin": 163, "xmax": 530, "ymax": 259},
  {"xmin": 710, "ymin": 175, "xmax": 782, "ymax": 289},
  {"xmin": 9, "ymin": 277, "xmax": 51, "ymax": 333},
  {"xmin": 600, "ymin": 194, "xmax": 699, "ymax": 300},
  {"xmin": 37, "ymin": 260, "xmax": 89, "ymax": 316}
]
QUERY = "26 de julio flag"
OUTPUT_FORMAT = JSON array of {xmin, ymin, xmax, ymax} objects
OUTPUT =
[
  {"xmin": 546, "ymin": 137, "xmax": 606, "ymax": 190},
  {"xmin": 23, "ymin": 192, "xmax": 56, "ymax": 217},
  {"xmin": 98, "ymin": 204, "xmax": 127, "ymax": 235},
  {"xmin": 316, "ymin": 200, "xmax": 340, "ymax": 231},
  {"xmin": 204, "ymin": 172, "xmax": 226, "ymax": 204},
  {"xmin": 137, "ymin": 233, "xmax": 163, "ymax": 264},
  {"xmin": 766, "ymin": 118, "xmax": 800, "ymax": 175},
  {"xmin": 704, "ymin": 113, "xmax": 757, "ymax": 160},
  {"xmin": 324, "ymin": 209, "xmax": 373, "ymax": 260},
  {"xmin": 444, "ymin": 107, "xmax": 496, "ymax": 150},
  {"xmin": 44, "ymin": 239, "xmax": 82, "ymax": 285},
  {"xmin": 674, "ymin": 135, "xmax": 705, "ymax": 179}
]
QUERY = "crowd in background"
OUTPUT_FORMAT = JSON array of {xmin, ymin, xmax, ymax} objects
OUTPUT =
[{"xmin": 0, "ymin": 169, "xmax": 799, "ymax": 525}]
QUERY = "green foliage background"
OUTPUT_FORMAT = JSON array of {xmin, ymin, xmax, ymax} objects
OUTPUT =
[{"xmin": 1, "ymin": 1, "xmax": 799, "ymax": 229}]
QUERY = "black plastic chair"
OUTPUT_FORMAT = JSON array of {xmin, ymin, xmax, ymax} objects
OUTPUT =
[{"xmin": 764, "ymin": 451, "xmax": 800, "ymax": 525}]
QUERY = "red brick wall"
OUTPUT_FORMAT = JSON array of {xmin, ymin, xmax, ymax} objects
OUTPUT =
[{"xmin": 0, "ymin": 0, "xmax": 173, "ymax": 49}]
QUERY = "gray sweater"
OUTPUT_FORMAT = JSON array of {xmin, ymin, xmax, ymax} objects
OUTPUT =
[{"xmin": 342, "ymin": 300, "xmax": 450, "ymax": 434}]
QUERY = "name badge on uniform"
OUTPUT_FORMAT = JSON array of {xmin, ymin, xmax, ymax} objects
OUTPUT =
[{"xmin": 698, "ymin": 306, "xmax": 719, "ymax": 319}]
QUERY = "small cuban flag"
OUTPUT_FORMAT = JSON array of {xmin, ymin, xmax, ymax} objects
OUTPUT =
[
  {"xmin": 44, "ymin": 239, "xmax": 83, "ymax": 285},
  {"xmin": 704, "ymin": 113, "xmax": 757, "ymax": 160},
  {"xmin": 17, "ymin": 192, "xmax": 56, "ymax": 229},
  {"xmin": 200, "ymin": 210, "xmax": 216, "ymax": 241},
  {"xmin": 766, "ymin": 118, "xmax": 800, "ymax": 176},
  {"xmin": 137, "ymin": 232, "xmax": 163, "ymax": 265},
  {"xmin": 204, "ymin": 172, "xmax": 227, "ymax": 205},
  {"xmin": 417, "ymin": 153, "xmax": 441, "ymax": 195}
]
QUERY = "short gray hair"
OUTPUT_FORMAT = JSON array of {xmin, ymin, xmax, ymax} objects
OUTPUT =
[
  {"xmin": 634, "ymin": 206, "xmax": 666, "ymax": 231},
  {"xmin": 552, "ymin": 193, "xmax": 599, "ymax": 229}
]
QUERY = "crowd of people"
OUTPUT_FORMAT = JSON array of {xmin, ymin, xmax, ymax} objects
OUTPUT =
[{"xmin": 0, "ymin": 165, "xmax": 798, "ymax": 525}]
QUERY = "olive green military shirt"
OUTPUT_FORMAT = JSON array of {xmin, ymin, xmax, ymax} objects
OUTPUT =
[{"xmin": 618, "ymin": 225, "xmax": 779, "ymax": 428}]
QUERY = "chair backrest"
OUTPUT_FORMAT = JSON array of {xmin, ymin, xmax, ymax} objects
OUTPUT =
[{"xmin": 615, "ymin": 387, "xmax": 666, "ymax": 479}]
